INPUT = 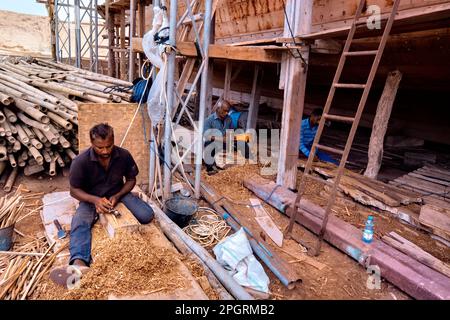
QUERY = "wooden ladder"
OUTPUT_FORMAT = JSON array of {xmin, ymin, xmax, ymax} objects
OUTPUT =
[{"xmin": 285, "ymin": 0, "xmax": 401, "ymax": 256}]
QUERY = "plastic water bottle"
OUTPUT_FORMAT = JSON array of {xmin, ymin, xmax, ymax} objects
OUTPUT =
[{"xmin": 362, "ymin": 216, "xmax": 374, "ymax": 244}]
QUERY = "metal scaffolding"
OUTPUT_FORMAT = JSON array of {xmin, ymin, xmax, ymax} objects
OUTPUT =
[
  {"xmin": 159, "ymin": 0, "xmax": 213, "ymax": 199},
  {"xmin": 54, "ymin": 0, "xmax": 104, "ymax": 71}
]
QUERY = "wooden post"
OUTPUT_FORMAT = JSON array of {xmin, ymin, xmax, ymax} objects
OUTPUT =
[
  {"xmin": 138, "ymin": 0, "xmax": 146, "ymax": 73},
  {"xmin": 106, "ymin": 1, "xmax": 116, "ymax": 77},
  {"xmin": 276, "ymin": 0, "xmax": 312, "ymax": 190},
  {"xmin": 120, "ymin": 9, "xmax": 127, "ymax": 80},
  {"xmin": 223, "ymin": 61, "xmax": 232, "ymax": 100},
  {"xmin": 206, "ymin": 13, "xmax": 216, "ymax": 115},
  {"xmin": 246, "ymin": 65, "xmax": 262, "ymax": 130},
  {"xmin": 364, "ymin": 70, "xmax": 402, "ymax": 179},
  {"xmin": 129, "ymin": 0, "xmax": 137, "ymax": 81}
]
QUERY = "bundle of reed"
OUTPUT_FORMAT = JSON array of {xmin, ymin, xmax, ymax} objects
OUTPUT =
[
  {"xmin": 0, "ymin": 191, "xmax": 24, "ymax": 228},
  {"xmin": 0, "ymin": 56, "xmax": 133, "ymax": 190},
  {"xmin": 0, "ymin": 240, "xmax": 69, "ymax": 300}
]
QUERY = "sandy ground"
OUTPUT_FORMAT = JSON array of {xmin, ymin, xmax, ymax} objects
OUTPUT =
[
  {"xmin": 2, "ymin": 164, "xmax": 448, "ymax": 300},
  {"xmin": 202, "ymin": 163, "xmax": 450, "ymax": 300},
  {"xmin": 0, "ymin": 10, "xmax": 51, "ymax": 57}
]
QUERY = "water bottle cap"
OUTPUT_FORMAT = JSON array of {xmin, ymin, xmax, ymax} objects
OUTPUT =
[{"xmin": 368, "ymin": 215, "xmax": 373, "ymax": 220}]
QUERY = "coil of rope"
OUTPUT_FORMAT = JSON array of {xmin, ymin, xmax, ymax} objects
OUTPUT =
[{"xmin": 183, "ymin": 207, "xmax": 231, "ymax": 248}]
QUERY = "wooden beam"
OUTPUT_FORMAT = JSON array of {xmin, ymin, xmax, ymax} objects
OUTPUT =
[
  {"xmin": 119, "ymin": 8, "xmax": 127, "ymax": 80},
  {"xmin": 276, "ymin": 0, "xmax": 312, "ymax": 190},
  {"xmin": 131, "ymin": 38, "xmax": 283, "ymax": 63},
  {"xmin": 223, "ymin": 61, "xmax": 232, "ymax": 100},
  {"xmin": 246, "ymin": 65, "xmax": 262, "ymax": 130},
  {"xmin": 364, "ymin": 70, "xmax": 402, "ymax": 179},
  {"xmin": 129, "ymin": 0, "xmax": 137, "ymax": 81},
  {"xmin": 106, "ymin": 1, "xmax": 116, "ymax": 77},
  {"xmin": 300, "ymin": 4, "xmax": 450, "ymax": 40}
]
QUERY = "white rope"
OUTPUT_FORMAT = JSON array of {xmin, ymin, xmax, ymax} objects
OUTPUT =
[
  {"xmin": 119, "ymin": 60, "xmax": 154, "ymax": 147},
  {"xmin": 183, "ymin": 207, "xmax": 231, "ymax": 247}
]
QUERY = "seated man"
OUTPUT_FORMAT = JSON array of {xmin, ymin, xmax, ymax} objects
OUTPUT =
[
  {"xmin": 203, "ymin": 100, "xmax": 252, "ymax": 175},
  {"xmin": 299, "ymin": 108, "xmax": 338, "ymax": 164},
  {"xmin": 50, "ymin": 123, "xmax": 154, "ymax": 288}
]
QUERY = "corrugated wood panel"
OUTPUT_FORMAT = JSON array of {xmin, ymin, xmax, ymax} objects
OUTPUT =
[
  {"xmin": 215, "ymin": 0, "xmax": 285, "ymax": 40},
  {"xmin": 312, "ymin": 0, "xmax": 450, "ymax": 25},
  {"xmin": 78, "ymin": 103, "xmax": 151, "ymax": 188},
  {"xmin": 181, "ymin": 0, "xmax": 450, "ymax": 43}
]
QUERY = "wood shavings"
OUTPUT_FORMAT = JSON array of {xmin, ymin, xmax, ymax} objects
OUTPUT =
[{"xmin": 34, "ymin": 230, "xmax": 190, "ymax": 300}]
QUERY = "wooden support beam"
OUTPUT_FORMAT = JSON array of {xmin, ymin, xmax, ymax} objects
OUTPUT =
[
  {"xmin": 120, "ymin": 8, "xmax": 127, "ymax": 80},
  {"xmin": 129, "ymin": 0, "xmax": 137, "ymax": 82},
  {"xmin": 131, "ymin": 38, "xmax": 283, "ymax": 63},
  {"xmin": 276, "ymin": 0, "xmax": 312, "ymax": 190},
  {"xmin": 137, "ymin": 0, "xmax": 146, "ymax": 72},
  {"xmin": 106, "ymin": 1, "xmax": 116, "ymax": 77},
  {"xmin": 364, "ymin": 70, "xmax": 402, "ymax": 179},
  {"xmin": 223, "ymin": 61, "xmax": 232, "ymax": 100},
  {"xmin": 246, "ymin": 65, "xmax": 262, "ymax": 130}
]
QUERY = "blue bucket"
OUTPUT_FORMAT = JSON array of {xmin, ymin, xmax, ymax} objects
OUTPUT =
[
  {"xmin": 0, "ymin": 223, "xmax": 14, "ymax": 251},
  {"xmin": 164, "ymin": 197, "xmax": 198, "ymax": 228}
]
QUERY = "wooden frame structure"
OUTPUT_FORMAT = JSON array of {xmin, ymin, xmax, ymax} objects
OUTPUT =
[{"xmin": 95, "ymin": 0, "xmax": 450, "ymax": 191}]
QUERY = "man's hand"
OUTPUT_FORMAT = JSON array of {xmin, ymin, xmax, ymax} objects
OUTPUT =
[
  {"xmin": 94, "ymin": 197, "xmax": 113, "ymax": 214},
  {"xmin": 109, "ymin": 194, "xmax": 120, "ymax": 208}
]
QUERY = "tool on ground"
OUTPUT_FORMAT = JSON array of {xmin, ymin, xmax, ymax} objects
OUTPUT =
[
  {"xmin": 108, "ymin": 208, "xmax": 121, "ymax": 218},
  {"xmin": 285, "ymin": 0, "xmax": 401, "ymax": 256},
  {"xmin": 53, "ymin": 219, "xmax": 67, "ymax": 239}
]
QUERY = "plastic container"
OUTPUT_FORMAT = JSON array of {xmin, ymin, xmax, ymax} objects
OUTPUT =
[
  {"xmin": 0, "ymin": 223, "xmax": 15, "ymax": 251},
  {"xmin": 362, "ymin": 216, "xmax": 374, "ymax": 244},
  {"xmin": 164, "ymin": 197, "xmax": 198, "ymax": 228}
]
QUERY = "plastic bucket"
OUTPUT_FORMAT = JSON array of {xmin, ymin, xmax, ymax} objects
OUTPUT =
[
  {"xmin": 0, "ymin": 223, "xmax": 15, "ymax": 251},
  {"xmin": 164, "ymin": 197, "xmax": 198, "ymax": 228}
]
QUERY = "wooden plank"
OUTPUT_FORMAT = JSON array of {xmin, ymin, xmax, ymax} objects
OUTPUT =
[
  {"xmin": 131, "ymin": 38, "xmax": 282, "ymax": 63},
  {"xmin": 119, "ymin": 8, "xmax": 127, "ymax": 80},
  {"xmin": 244, "ymin": 174, "xmax": 450, "ymax": 300},
  {"xmin": 249, "ymin": 198, "xmax": 283, "ymax": 247},
  {"xmin": 419, "ymin": 204, "xmax": 450, "ymax": 241},
  {"xmin": 304, "ymin": 3, "xmax": 450, "ymax": 40},
  {"xmin": 396, "ymin": 175, "xmax": 448, "ymax": 194},
  {"xmin": 246, "ymin": 65, "xmax": 262, "ymax": 130},
  {"xmin": 98, "ymin": 203, "xmax": 141, "ymax": 239},
  {"xmin": 416, "ymin": 168, "xmax": 450, "ymax": 182},
  {"xmin": 382, "ymin": 231, "xmax": 450, "ymax": 278},
  {"xmin": 409, "ymin": 172, "xmax": 450, "ymax": 187}
]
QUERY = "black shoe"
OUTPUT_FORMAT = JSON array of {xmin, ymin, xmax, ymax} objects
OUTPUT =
[{"xmin": 213, "ymin": 165, "xmax": 224, "ymax": 171}]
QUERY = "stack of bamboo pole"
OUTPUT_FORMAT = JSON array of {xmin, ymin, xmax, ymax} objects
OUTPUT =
[{"xmin": 0, "ymin": 56, "xmax": 133, "ymax": 191}]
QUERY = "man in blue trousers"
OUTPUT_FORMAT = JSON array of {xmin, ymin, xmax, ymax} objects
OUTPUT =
[
  {"xmin": 299, "ymin": 108, "xmax": 338, "ymax": 164},
  {"xmin": 50, "ymin": 123, "xmax": 154, "ymax": 288}
]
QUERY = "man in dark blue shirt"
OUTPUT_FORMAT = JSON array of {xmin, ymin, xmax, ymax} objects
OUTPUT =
[
  {"xmin": 299, "ymin": 108, "xmax": 338, "ymax": 164},
  {"xmin": 50, "ymin": 123, "xmax": 154, "ymax": 288}
]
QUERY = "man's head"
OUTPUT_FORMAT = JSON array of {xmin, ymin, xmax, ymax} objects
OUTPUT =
[
  {"xmin": 310, "ymin": 108, "xmax": 323, "ymax": 127},
  {"xmin": 216, "ymin": 99, "xmax": 231, "ymax": 120},
  {"xmin": 90, "ymin": 123, "xmax": 114, "ymax": 159}
]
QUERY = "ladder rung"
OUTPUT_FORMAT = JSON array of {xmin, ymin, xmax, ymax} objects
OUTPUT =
[
  {"xmin": 344, "ymin": 50, "xmax": 378, "ymax": 56},
  {"xmin": 303, "ymin": 172, "xmax": 334, "ymax": 187},
  {"xmin": 323, "ymin": 114, "xmax": 355, "ymax": 123},
  {"xmin": 334, "ymin": 83, "xmax": 366, "ymax": 89},
  {"xmin": 315, "ymin": 144, "xmax": 345, "ymax": 155}
]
